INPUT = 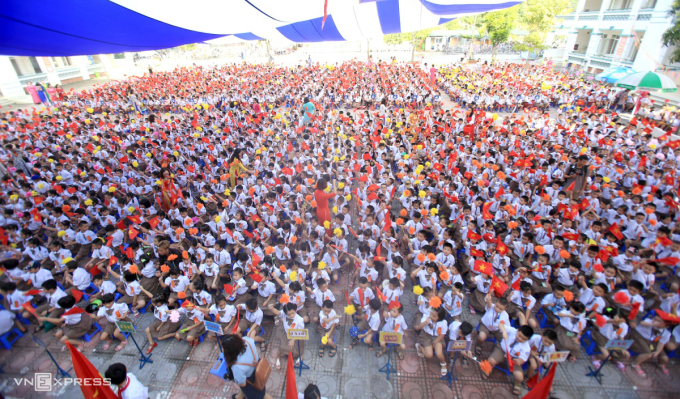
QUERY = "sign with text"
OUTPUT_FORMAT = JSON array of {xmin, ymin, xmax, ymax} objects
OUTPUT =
[
  {"xmin": 115, "ymin": 320, "xmax": 135, "ymax": 333},
  {"xmin": 379, "ymin": 331, "xmax": 403, "ymax": 345},
  {"xmin": 203, "ymin": 321, "xmax": 223, "ymax": 335},
  {"xmin": 540, "ymin": 351, "xmax": 570, "ymax": 363},
  {"xmin": 446, "ymin": 340, "xmax": 472, "ymax": 352},
  {"xmin": 605, "ymin": 339, "xmax": 634, "ymax": 350},
  {"xmin": 286, "ymin": 329, "xmax": 309, "ymax": 340}
]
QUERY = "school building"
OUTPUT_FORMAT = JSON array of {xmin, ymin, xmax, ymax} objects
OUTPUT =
[{"xmin": 556, "ymin": 0, "xmax": 680, "ymax": 82}]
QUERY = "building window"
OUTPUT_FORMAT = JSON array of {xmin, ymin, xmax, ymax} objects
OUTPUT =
[
  {"xmin": 641, "ymin": 0, "xmax": 656, "ymax": 8},
  {"xmin": 608, "ymin": 0, "xmax": 633, "ymax": 10},
  {"xmin": 597, "ymin": 34, "xmax": 620, "ymax": 56}
]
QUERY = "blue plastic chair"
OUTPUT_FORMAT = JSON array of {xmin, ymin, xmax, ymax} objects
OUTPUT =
[
  {"xmin": 83, "ymin": 322, "xmax": 103, "ymax": 342},
  {"xmin": 580, "ymin": 330, "xmax": 600, "ymax": 356},
  {"xmin": 0, "ymin": 328, "xmax": 24, "ymax": 350},
  {"xmin": 535, "ymin": 308, "xmax": 556, "ymax": 329}
]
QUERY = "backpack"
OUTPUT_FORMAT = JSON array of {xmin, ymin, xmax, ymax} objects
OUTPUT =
[{"xmin": 235, "ymin": 339, "xmax": 271, "ymax": 391}]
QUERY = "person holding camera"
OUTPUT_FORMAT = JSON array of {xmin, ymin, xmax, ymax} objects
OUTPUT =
[{"xmin": 221, "ymin": 334, "xmax": 273, "ymax": 399}]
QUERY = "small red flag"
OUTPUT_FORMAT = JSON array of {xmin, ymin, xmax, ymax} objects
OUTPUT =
[
  {"xmin": 565, "ymin": 181, "xmax": 575, "ymax": 191},
  {"xmin": 285, "ymin": 351, "xmax": 298, "ymax": 399},
  {"xmin": 491, "ymin": 275, "xmax": 508, "ymax": 297}
]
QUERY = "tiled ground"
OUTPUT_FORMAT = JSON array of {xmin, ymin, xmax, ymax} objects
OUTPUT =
[{"xmin": 1, "ymin": 96, "xmax": 679, "ymax": 398}]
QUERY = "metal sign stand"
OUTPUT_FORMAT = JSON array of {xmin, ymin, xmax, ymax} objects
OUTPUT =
[{"xmin": 33, "ymin": 335, "xmax": 71, "ymax": 378}]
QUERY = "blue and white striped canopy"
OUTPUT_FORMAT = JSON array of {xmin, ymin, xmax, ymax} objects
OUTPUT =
[{"xmin": 0, "ymin": 0, "xmax": 523, "ymax": 56}]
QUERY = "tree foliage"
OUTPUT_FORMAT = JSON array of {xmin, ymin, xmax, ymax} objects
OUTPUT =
[
  {"xmin": 383, "ymin": 0, "xmax": 574, "ymax": 49},
  {"xmin": 483, "ymin": 8, "xmax": 517, "ymax": 53},
  {"xmin": 662, "ymin": 0, "xmax": 680, "ymax": 63}
]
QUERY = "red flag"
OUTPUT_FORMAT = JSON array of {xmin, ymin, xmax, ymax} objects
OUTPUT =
[
  {"xmin": 496, "ymin": 237, "xmax": 509, "ymax": 256},
  {"xmin": 526, "ymin": 371, "xmax": 540, "ymax": 390},
  {"xmin": 607, "ymin": 223, "xmax": 624, "ymax": 240},
  {"xmin": 482, "ymin": 202, "xmax": 493, "ymax": 220},
  {"xmin": 491, "ymin": 275, "xmax": 508, "ymax": 297},
  {"xmin": 109, "ymin": 256, "xmax": 118, "ymax": 266},
  {"xmin": 148, "ymin": 216, "xmax": 160, "ymax": 229},
  {"xmin": 285, "ymin": 351, "xmax": 298, "ymax": 399},
  {"xmin": 71, "ymin": 289, "xmax": 84, "ymax": 303},
  {"xmin": 65, "ymin": 342, "xmax": 118, "ymax": 399},
  {"xmin": 467, "ymin": 230, "xmax": 482, "ymax": 241},
  {"xmin": 656, "ymin": 257, "xmax": 680, "ymax": 265},
  {"xmin": 473, "ymin": 260, "xmax": 493, "ymax": 275},
  {"xmin": 505, "ymin": 339, "xmax": 515, "ymax": 372},
  {"xmin": 521, "ymin": 363, "xmax": 556, "ymax": 399},
  {"xmin": 511, "ymin": 277, "xmax": 521, "ymax": 291},
  {"xmin": 383, "ymin": 212, "xmax": 392, "ymax": 232},
  {"xmin": 565, "ymin": 181, "xmax": 575, "ymax": 191},
  {"xmin": 128, "ymin": 227, "xmax": 139, "ymax": 240},
  {"xmin": 22, "ymin": 302, "xmax": 38, "ymax": 318},
  {"xmin": 628, "ymin": 302, "xmax": 641, "ymax": 320},
  {"xmin": 562, "ymin": 233, "xmax": 579, "ymax": 241},
  {"xmin": 495, "ymin": 186, "xmax": 505, "ymax": 199},
  {"xmin": 470, "ymin": 248, "xmax": 484, "ymax": 258},
  {"xmin": 579, "ymin": 198, "xmax": 591, "ymax": 211}
]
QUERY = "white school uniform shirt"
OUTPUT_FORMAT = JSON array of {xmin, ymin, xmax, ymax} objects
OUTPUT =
[
  {"xmin": 46, "ymin": 287, "xmax": 68, "ymax": 308},
  {"xmin": 97, "ymin": 303, "xmax": 129, "ymax": 323},
  {"xmin": 240, "ymin": 304, "xmax": 264, "ymax": 325},
  {"xmin": 319, "ymin": 308, "xmax": 340, "ymax": 330},
  {"xmin": 528, "ymin": 334, "xmax": 555, "ymax": 356},
  {"xmin": 599, "ymin": 318, "xmax": 629, "ymax": 341},
  {"xmin": 499, "ymin": 325, "xmax": 531, "ymax": 362},
  {"xmin": 447, "ymin": 320, "xmax": 473, "ymax": 344},
  {"xmin": 635, "ymin": 318, "xmax": 671, "ymax": 345},
  {"xmin": 116, "ymin": 373, "xmax": 149, "ymax": 399},
  {"xmin": 311, "ymin": 288, "xmax": 336, "ymax": 307},
  {"xmin": 100, "ymin": 280, "xmax": 117, "ymax": 295},
  {"xmin": 421, "ymin": 314, "xmax": 448, "ymax": 337},
  {"xmin": 443, "ymin": 290, "xmax": 463, "ymax": 316},
  {"xmin": 165, "ymin": 275, "xmax": 190, "ymax": 293},
  {"xmin": 480, "ymin": 304, "xmax": 509, "ymax": 332},
  {"xmin": 382, "ymin": 314, "xmax": 407, "ymax": 335},
  {"xmin": 209, "ymin": 304, "xmax": 237, "ymax": 324},
  {"xmin": 153, "ymin": 304, "xmax": 170, "ymax": 322},
  {"xmin": 72, "ymin": 267, "xmax": 92, "ymax": 290},
  {"xmin": 579, "ymin": 287, "xmax": 606, "ymax": 314}
]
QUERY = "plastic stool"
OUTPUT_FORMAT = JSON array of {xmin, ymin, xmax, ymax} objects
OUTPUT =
[
  {"xmin": 0, "ymin": 328, "xmax": 24, "ymax": 350},
  {"xmin": 83, "ymin": 322, "xmax": 103, "ymax": 342},
  {"xmin": 535, "ymin": 308, "xmax": 556, "ymax": 329},
  {"xmin": 580, "ymin": 330, "xmax": 600, "ymax": 356}
]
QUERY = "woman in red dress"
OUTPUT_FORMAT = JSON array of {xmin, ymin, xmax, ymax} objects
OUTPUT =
[
  {"xmin": 159, "ymin": 168, "xmax": 181, "ymax": 212},
  {"xmin": 314, "ymin": 178, "xmax": 337, "ymax": 237}
]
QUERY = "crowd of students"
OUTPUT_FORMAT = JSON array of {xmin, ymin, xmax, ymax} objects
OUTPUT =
[{"xmin": 1, "ymin": 59, "xmax": 680, "ymax": 397}]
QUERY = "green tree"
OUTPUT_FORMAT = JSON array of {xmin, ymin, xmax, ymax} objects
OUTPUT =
[
  {"xmin": 483, "ymin": 8, "xmax": 517, "ymax": 59},
  {"xmin": 516, "ymin": 0, "xmax": 572, "ymax": 46},
  {"xmin": 662, "ymin": 0, "xmax": 680, "ymax": 63}
]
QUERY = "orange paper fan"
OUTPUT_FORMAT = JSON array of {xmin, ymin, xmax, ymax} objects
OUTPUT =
[
  {"xmin": 480, "ymin": 360, "xmax": 493, "ymax": 375},
  {"xmin": 563, "ymin": 290, "xmax": 574, "ymax": 302},
  {"xmin": 160, "ymin": 264, "xmax": 170, "ymax": 273},
  {"xmin": 167, "ymin": 254, "xmax": 178, "ymax": 261},
  {"xmin": 559, "ymin": 250, "xmax": 571, "ymax": 259},
  {"xmin": 128, "ymin": 264, "xmax": 139, "ymax": 274},
  {"xmin": 429, "ymin": 296, "xmax": 442, "ymax": 309},
  {"xmin": 280, "ymin": 294, "xmax": 290, "ymax": 304},
  {"xmin": 177, "ymin": 291, "xmax": 186, "ymax": 299}
]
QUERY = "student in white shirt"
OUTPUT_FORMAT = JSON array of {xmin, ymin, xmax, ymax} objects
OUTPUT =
[
  {"xmin": 415, "ymin": 307, "xmax": 449, "ymax": 376},
  {"xmin": 105, "ymin": 363, "xmax": 149, "ymax": 399},
  {"xmin": 486, "ymin": 323, "xmax": 534, "ymax": 395}
]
